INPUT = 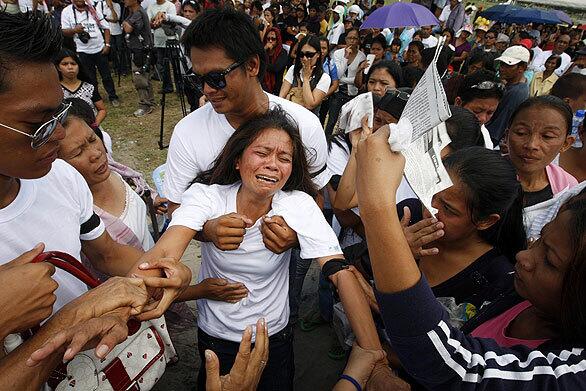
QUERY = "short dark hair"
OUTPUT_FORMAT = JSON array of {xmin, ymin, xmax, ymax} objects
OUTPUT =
[
  {"xmin": 371, "ymin": 34, "xmax": 387, "ymax": 50},
  {"xmin": 445, "ymin": 106, "xmax": 484, "ymax": 151},
  {"xmin": 367, "ymin": 60, "xmax": 403, "ymax": 88},
  {"xmin": 509, "ymin": 95, "xmax": 573, "ymax": 135},
  {"xmin": 53, "ymin": 48, "xmax": 92, "ymax": 84},
  {"xmin": 181, "ymin": 8, "xmax": 267, "ymax": 80},
  {"xmin": 390, "ymin": 38, "xmax": 402, "ymax": 47},
  {"xmin": 195, "ymin": 107, "xmax": 317, "ymax": 197},
  {"xmin": 62, "ymin": 97, "xmax": 104, "ymax": 142},
  {"xmin": 457, "ymin": 69, "xmax": 503, "ymax": 104},
  {"xmin": 545, "ymin": 54, "xmax": 563, "ymax": 69},
  {"xmin": 551, "ymin": 73, "xmax": 586, "ymax": 102},
  {"xmin": 0, "ymin": 12, "xmax": 62, "ymax": 94},
  {"xmin": 408, "ymin": 40, "xmax": 424, "ymax": 55}
]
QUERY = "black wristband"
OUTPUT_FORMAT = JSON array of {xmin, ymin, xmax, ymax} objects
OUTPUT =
[{"xmin": 322, "ymin": 258, "xmax": 349, "ymax": 280}]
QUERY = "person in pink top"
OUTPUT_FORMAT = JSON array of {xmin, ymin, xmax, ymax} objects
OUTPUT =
[{"xmin": 506, "ymin": 95, "xmax": 578, "ymax": 208}]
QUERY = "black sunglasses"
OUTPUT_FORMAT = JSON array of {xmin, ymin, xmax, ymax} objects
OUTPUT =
[
  {"xmin": 385, "ymin": 88, "xmax": 411, "ymax": 101},
  {"xmin": 471, "ymin": 81, "xmax": 504, "ymax": 91},
  {"xmin": 184, "ymin": 60, "xmax": 246, "ymax": 92},
  {"xmin": 300, "ymin": 51, "xmax": 317, "ymax": 59}
]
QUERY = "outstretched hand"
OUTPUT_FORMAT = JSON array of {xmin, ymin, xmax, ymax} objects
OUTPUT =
[
  {"xmin": 205, "ymin": 318, "xmax": 269, "ymax": 391},
  {"xmin": 26, "ymin": 308, "xmax": 131, "ymax": 367}
]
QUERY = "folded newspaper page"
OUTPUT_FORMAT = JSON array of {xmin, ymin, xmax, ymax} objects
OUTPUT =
[{"xmin": 398, "ymin": 38, "xmax": 453, "ymax": 215}]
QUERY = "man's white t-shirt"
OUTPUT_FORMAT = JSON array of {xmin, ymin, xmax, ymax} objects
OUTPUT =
[
  {"xmin": 96, "ymin": 0, "xmax": 123, "ymax": 36},
  {"xmin": 147, "ymin": 1, "xmax": 177, "ymax": 48},
  {"xmin": 0, "ymin": 160, "xmax": 105, "ymax": 313},
  {"xmin": 284, "ymin": 66, "xmax": 332, "ymax": 94},
  {"xmin": 170, "ymin": 182, "xmax": 342, "ymax": 341},
  {"xmin": 422, "ymin": 35, "xmax": 439, "ymax": 49},
  {"xmin": 61, "ymin": 4, "xmax": 110, "ymax": 54},
  {"xmin": 163, "ymin": 93, "xmax": 330, "ymax": 204},
  {"xmin": 531, "ymin": 50, "xmax": 571, "ymax": 77}
]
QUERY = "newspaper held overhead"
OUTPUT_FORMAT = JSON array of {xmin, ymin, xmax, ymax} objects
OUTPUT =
[
  {"xmin": 397, "ymin": 37, "xmax": 453, "ymax": 215},
  {"xmin": 339, "ymin": 92, "xmax": 374, "ymax": 134}
]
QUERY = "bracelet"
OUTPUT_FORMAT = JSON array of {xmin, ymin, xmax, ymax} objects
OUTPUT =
[
  {"xmin": 105, "ymin": 43, "xmax": 111, "ymax": 47},
  {"xmin": 339, "ymin": 374, "xmax": 362, "ymax": 391}
]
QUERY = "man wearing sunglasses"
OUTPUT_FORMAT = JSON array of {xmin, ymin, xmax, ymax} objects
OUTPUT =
[
  {"xmin": 0, "ymin": 12, "xmax": 191, "ymax": 385},
  {"xmin": 165, "ymin": 8, "xmax": 329, "ymax": 252}
]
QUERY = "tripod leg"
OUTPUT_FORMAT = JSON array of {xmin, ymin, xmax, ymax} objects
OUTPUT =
[{"xmin": 158, "ymin": 90, "xmax": 166, "ymax": 150}]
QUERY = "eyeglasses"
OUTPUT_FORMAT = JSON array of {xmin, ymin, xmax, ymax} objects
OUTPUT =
[
  {"xmin": 385, "ymin": 88, "xmax": 411, "ymax": 101},
  {"xmin": 300, "ymin": 51, "xmax": 317, "ymax": 59},
  {"xmin": 0, "ymin": 102, "xmax": 71, "ymax": 149},
  {"xmin": 184, "ymin": 60, "xmax": 246, "ymax": 92},
  {"xmin": 471, "ymin": 81, "xmax": 504, "ymax": 91},
  {"xmin": 486, "ymin": 35, "xmax": 496, "ymax": 39},
  {"xmin": 267, "ymin": 37, "xmax": 277, "ymax": 41}
]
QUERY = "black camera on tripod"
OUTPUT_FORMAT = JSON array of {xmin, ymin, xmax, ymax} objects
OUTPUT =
[{"xmin": 78, "ymin": 30, "xmax": 91, "ymax": 44}]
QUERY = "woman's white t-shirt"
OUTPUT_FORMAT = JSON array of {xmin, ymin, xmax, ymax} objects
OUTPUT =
[
  {"xmin": 284, "ymin": 66, "xmax": 332, "ymax": 94},
  {"xmin": 170, "ymin": 182, "xmax": 342, "ymax": 342}
]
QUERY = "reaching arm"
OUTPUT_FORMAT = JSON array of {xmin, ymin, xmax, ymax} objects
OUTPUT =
[
  {"xmin": 82, "ymin": 231, "xmax": 147, "ymax": 277},
  {"xmin": 94, "ymin": 99, "xmax": 107, "ymax": 126},
  {"xmin": 318, "ymin": 255, "xmax": 381, "ymax": 351}
]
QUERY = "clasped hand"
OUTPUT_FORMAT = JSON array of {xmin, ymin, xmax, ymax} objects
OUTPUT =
[{"xmin": 202, "ymin": 213, "xmax": 298, "ymax": 254}]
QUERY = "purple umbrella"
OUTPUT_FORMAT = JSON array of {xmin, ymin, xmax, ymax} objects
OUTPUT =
[
  {"xmin": 360, "ymin": 2, "xmax": 440, "ymax": 29},
  {"xmin": 553, "ymin": 10, "xmax": 572, "ymax": 25}
]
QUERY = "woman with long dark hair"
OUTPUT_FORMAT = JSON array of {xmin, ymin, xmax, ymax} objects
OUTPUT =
[
  {"xmin": 279, "ymin": 35, "xmax": 331, "ymax": 114},
  {"xmin": 140, "ymin": 108, "xmax": 390, "ymax": 390},
  {"xmin": 261, "ymin": 27, "xmax": 288, "ymax": 95}
]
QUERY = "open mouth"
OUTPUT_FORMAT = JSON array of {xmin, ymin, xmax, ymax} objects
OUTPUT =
[{"xmin": 256, "ymin": 174, "xmax": 278, "ymax": 184}]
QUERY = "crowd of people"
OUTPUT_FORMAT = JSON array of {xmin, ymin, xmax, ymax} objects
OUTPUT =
[{"xmin": 0, "ymin": 0, "xmax": 586, "ymax": 390}]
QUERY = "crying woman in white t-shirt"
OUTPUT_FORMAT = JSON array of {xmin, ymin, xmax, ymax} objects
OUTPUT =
[{"xmin": 139, "ymin": 107, "xmax": 387, "ymax": 389}]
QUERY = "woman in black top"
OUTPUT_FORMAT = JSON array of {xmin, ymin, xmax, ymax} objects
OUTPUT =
[{"xmin": 411, "ymin": 147, "xmax": 526, "ymax": 310}]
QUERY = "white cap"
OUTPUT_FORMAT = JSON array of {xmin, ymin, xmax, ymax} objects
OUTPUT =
[
  {"xmin": 333, "ymin": 5, "xmax": 345, "ymax": 16},
  {"xmin": 495, "ymin": 45, "xmax": 530, "ymax": 65}
]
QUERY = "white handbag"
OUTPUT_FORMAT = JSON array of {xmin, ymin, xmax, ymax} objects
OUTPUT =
[{"xmin": 33, "ymin": 251, "xmax": 177, "ymax": 391}]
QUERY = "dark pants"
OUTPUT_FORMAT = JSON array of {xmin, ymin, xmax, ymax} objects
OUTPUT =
[
  {"xmin": 78, "ymin": 51, "xmax": 118, "ymax": 101},
  {"xmin": 110, "ymin": 34, "xmax": 130, "ymax": 75},
  {"xmin": 197, "ymin": 326, "xmax": 294, "ymax": 391},
  {"xmin": 324, "ymin": 91, "xmax": 354, "ymax": 137},
  {"xmin": 154, "ymin": 47, "xmax": 174, "ymax": 92}
]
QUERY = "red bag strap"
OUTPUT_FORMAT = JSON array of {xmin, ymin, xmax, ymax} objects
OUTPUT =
[{"xmin": 32, "ymin": 251, "xmax": 101, "ymax": 288}]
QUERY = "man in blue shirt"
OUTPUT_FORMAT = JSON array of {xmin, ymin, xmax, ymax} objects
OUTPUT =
[{"xmin": 486, "ymin": 45, "xmax": 530, "ymax": 145}]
